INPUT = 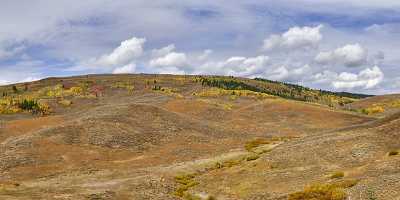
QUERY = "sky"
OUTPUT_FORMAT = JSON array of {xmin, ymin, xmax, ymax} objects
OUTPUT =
[{"xmin": 0, "ymin": 0, "xmax": 399, "ymax": 94}]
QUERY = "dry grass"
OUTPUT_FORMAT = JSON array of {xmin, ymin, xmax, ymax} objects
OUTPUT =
[
  {"xmin": 288, "ymin": 180, "xmax": 358, "ymax": 200},
  {"xmin": 288, "ymin": 183, "xmax": 346, "ymax": 200},
  {"xmin": 330, "ymin": 171, "xmax": 345, "ymax": 179},
  {"xmin": 244, "ymin": 137, "xmax": 291, "ymax": 152},
  {"xmin": 174, "ymin": 174, "xmax": 199, "ymax": 197},
  {"xmin": 245, "ymin": 138, "xmax": 272, "ymax": 151},
  {"xmin": 246, "ymin": 154, "xmax": 260, "ymax": 161},
  {"xmin": 58, "ymin": 99, "xmax": 72, "ymax": 106}
]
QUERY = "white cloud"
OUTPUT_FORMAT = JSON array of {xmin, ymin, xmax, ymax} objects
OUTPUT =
[
  {"xmin": 70, "ymin": 37, "xmax": 146, "ymax": 72},
  {"xmin": 267, "ymin": 64, "xmax": 312, "ymax": 81},
  {"xmin": 198, "ymin": 49, "xmax": 213, "ymax": 61},
  {"xmin": 95, "ymin": 37, "xmax": 146, "ymax": 67},
  {"xmin": 315, "ymin": 43, "xmax": 367, "ymax": 67},
  {"xmin": 112, "ymin": 63, "xmax": 136, "ymax": 74},
  {"xmin": 198, "ymin": 55, "xmax": 269, "ymax": 77},
  {"xmin": 151, "ymin": 44, "xmax": 176, "ymax": 57},
  {"xmin": 150, "ymin": 52, "xmax": 188, "ymax": 68},
  {"xmin": 263, "ymin": 25, "xmax": 323, "ymax": 51},
  {"xmin": 313, "ymin": 66, "xmax": 384, "ymax": 89}
]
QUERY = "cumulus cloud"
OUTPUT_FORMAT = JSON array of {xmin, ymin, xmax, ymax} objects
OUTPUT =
[
  {"xmin": 198, "ymin": 55, "xmax": 270, "ymax": 77},
  {"xmin": 267, "ymin": 64, "xmax": 312, "ymax": 81},
  {"xmin": 94, "ymin": 37, "xmax": 146, "ymax": 67},
  {"xmin": 313, "ymin": 66, "xmax": 384, "ymax": 89},
  {"xmin": 315, "ymin": 43, "xmax": 367, "ymax": 67},
  {"xmin": 112, "ymin": 63, "xmax": 136, "ymax": 74},
  {"xmin": 333, "ymin": 66, "xmax": 384, "ymax": 89},
  {"xmin": 150, "ymin": 52, "xmax": 188, "ymax": 68},
  {"xmin": 151, "ymin": 44, "xmax": 176, "ymax": 57},
  {"xmin": 69, "ymin": 37, "xmax": 146, "ymax": 72},
  {"xmin": 263, "ymin": 25, "xmax": 323, "ymax": 51}
]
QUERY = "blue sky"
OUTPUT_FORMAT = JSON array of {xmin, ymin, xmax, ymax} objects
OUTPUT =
[{"xmin": 1, "ymin": 1, "xmax": 400, "ymax": 94}]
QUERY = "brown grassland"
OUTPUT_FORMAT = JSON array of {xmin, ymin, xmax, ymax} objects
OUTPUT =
[{"xmin": 0, "ymin": 74, "xmax": 399, "ymax": 200}]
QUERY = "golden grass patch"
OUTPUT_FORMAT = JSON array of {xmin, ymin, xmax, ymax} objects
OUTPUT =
[
  {"xmin": 330, "ymin": 171, "xmax": 345, "ymax": 179},
  {"xmin": 288, "ymin": 180, "xmax": 359, "ymax": 200}
]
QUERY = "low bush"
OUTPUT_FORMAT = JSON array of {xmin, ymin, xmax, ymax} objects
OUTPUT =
[
  {"xmin": 330, "ymin": 171, "xmax": 345, "ymax": 179},
  {"xmin": 388, "ymin": 151, "xmax": 399, "ymax": 156},
  {"xmin": 246, "ymin": 154, "xmax": 260, "ymax": 161},
  {"xmin": 288, "ymin": 180, "xmax": 359, "ymax": 200},
  {"xmin": 174, "ymin": 174, "xmax": 199, "ymax": 197},
  {"xmin": 245, "ymin": 138, "xmax": 271, "ymax": 151},
  {"xmin": 0, "ymin": 97, "xmax": 50, "ymax": 115},
  {"xmin": 289, "ymin": 183, "xmax": 346, "ymax": 200},
  {"xmin": 360, "ymin": 105, "xmax": 385, "ymax": 115}
]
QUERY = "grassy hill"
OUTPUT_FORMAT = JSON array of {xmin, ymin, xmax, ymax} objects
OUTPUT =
[{"xmin": 0, "ymin": 74, "xmax": 398, "ymax": 200}]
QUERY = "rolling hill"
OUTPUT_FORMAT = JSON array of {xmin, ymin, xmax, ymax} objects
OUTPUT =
[{"xmin": 0, "ymin": 74, "xmax": 398, "ymax": 200}]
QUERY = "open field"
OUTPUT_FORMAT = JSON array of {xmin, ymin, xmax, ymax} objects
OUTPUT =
[{"xmin": 0, "ymin": 74, "xmax": 399, "ymax": 200}]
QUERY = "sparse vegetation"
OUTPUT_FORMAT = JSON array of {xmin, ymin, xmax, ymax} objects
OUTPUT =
[
  {"xmin": 245, "ymin": 138, "xmax": 271, "ymax": 151},
  {"xmin": 174, "ymin": 174, "xmax": 199, "ymax": 197},
  {"xmin": 246, "ymin": 154, "xmax": 260, "ymax": 161},
  {"xmin": 195, "ymin": 77, "xmax": 367, "ymax": 108},
  {"xmin": 244, "ymin": 137, "xmax": 295, "ymax": 152},
  {"xmin": 330, "ymin": 171, "xmax": 345, "ymax": 179},
  {"xmin": 193, "ymin": 88, "xmax": 273, "ymax": 99},
  {"xmin": 289, "ymin": 183, "xmax": 346, "ymax": 200},
  {"xmin": 288, "ymin": 180, "xmax": 359, "ymax": 200},
  {"xmin": 0, "ymin": 74, "xmax": 392, "ymax": 200},
  {"xmin": 0, "ymin": 97, "xmax": 50, "ymax": 115},
  {"xmin": 152, "ymin": 85, "xmax": 183, "ymax": 98},
  {"xmin": 388, "ymin": 150, "xmax": 399, "ymax": 156},
  {"xmin": 360, "ymin": 105, "xmax": 385, "ymax": 115},
  {"xmin": 111, "ymin": 81, "xmax": 134, "ymax": 94},
  {"xmin": 58, "ymin": 99, "xmax": 72, "ymax": 106}
]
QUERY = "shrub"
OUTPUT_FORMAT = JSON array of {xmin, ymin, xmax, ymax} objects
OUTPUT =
[
  {"xmin": 289, "ymin": 180, "xmax": 359, "ymax": 200},
  {"xmin": 289, "ymin": 183, "xmax": 346, "ymax": 200},
  {"xmin": 246, "ymin": 154, "xmax": 260, "ymax": 161},
  {"xmin": 12, "ymin": 85, "xmax": 18, "ymax": 93},
  {"xmin": 389, "ymin": 151, "xmax": 399, "ymax": 156},
  {"xmin": 330, "ymin": 171, "xmax": 345, "ymax": 179},
  {"xmin": 68, "ymin": 86, "xmax": 84, "ymax": 96},
  {"xmin": 33, "ymin": 102, "xmax": 51, "ymax": 115},
  {"xmin": 245, "ymin": 138, "xmax": 271, "ymax": 151},
  {"xmin": 46, "ymin": 84, "xmax": 64, "ymax": 97},
  {"xmin": 174, "ymin": 174, "xmax": 199, "ymax": 197},
  {"xmin": 18, "ymin": 99, "xmax": 39, "ymax": 111},
  {"xmin": 361, "ymin": 105, "xmax": 385, "ymax": 115}
]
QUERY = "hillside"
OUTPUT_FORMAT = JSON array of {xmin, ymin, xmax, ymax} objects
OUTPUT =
[
  {"xmin": 0, "ymin": 74, "xmax": 398, "ymax": 200},
  {"xmin": 348, "ymin": 94, "xmax": 400, "ymax": 117}
]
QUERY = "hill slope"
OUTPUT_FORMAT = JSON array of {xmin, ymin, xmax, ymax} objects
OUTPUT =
[{"xmin": 0, "ymin": 74, "xmax": 398, "ymax": 200}]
